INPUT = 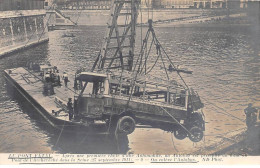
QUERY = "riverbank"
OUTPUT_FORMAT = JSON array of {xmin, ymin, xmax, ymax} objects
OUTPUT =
[
  {"xmin": 0, "ymin": 10, "xmax": 49, "ymax": 58},
  {"xmin": 61, "ymin": 8, "xmax": 246, "ymax": 26},
  {"xmin": 191, "ymin": 120, "xmax": 260, "ymax": 155},
  {"xmin": 217, "ymin": 124, "xmax": 260, "ymax": 155},
  {"xmin": 151, "ymin": 13, "xmax": 249, "ymax": 27}
]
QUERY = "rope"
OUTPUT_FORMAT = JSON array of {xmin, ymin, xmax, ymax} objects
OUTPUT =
[
  {"xmin": 158, "ymin": 45, "xmax": 169, "ymax": 80},
  {"xmin": 37, "ymin": 13, "xmax": 53, "ymax": 43},
  {"xmin": 201, "ymin": 97, "xmax": 245, "ymax": 123},
  {"xmin": 170, "ymin": 133, "xmax": 179, "ymax": 152},
  {"xmin": 204, "ymin": 127, "xmax": 246, "ymax": 137},
  {"xmin": 54, "ymin": 120, "xmax": 66, "ymax": 147},
  {"xmin": 149, "ymin": 31, "xmax": 197, "ymax": 112},
  {"xmin": 152, "ymin": 2, "xmax": 153, "ymax": 21},
  {"xmin": 140, "ymin": 36, "xmax": 154, "ymax": 73},
  {"xmin": 145, "ymin": 51, "xmax": 160, "ymax": 74},
  {"xmin": 74, "ymin": 8, "xmax": 84, "ymax": 25},
  {"xmin": 146, "ymin": 0, "xmax": 149, "ymax": 20},
  {"xmin": 140, "ymin": 6, "xmax": 143, "ymax": 48},
  {"xmin": 153, "ymin": 34, "xmax": 189, "ymax": 89},
  {"xmin": 125, "ymin": 40, "xmax": 147, "ymax": 107},
  {"xmin": 160, "ymin": 106, "xmax": 193, "ymax": 136},
  {"xmin": 78, "ymin": 133, "xmax": 89, "ymax": 146},
  {"xmin": 107, "ymin": 114, "xmax": 114, "ymax": 134},
  {"xmin": 125, "ymin": 21, "xmax": 154, "ymax": 102},
  {"xmin": 115, "ymin": 69, "xmax": 124, "ymax": 95}
]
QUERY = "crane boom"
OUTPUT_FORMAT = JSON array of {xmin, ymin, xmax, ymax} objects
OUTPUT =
[{"xmin": 92, "ymin": 0, "xmax": 140, "ymax": 71}]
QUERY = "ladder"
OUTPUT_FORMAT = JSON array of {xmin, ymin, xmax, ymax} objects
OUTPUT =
[{"xmin": 92, "ymin": 0, "xmax": 140, "ymax": 71}]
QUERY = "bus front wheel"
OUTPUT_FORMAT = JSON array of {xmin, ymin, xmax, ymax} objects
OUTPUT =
[{"xmin": 117, "ymin": 116, "xmax": 136, "ymax": 135}]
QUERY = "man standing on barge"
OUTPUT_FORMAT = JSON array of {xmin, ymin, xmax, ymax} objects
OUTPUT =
[
  {"xmin": 67, "ymin": 98, "xmax": 74, "ymax": 120},
  {"xmin": 63, "ymin": 72, "xmax": 69, "ymax": 87}
]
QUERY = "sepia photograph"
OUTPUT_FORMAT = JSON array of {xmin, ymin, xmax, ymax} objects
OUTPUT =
[{"xmin": 0, "ymin": 0, "xmax": 259, "ymax": 165}]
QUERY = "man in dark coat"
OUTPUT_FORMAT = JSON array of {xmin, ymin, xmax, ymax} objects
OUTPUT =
[
  {"xmin": 67, "ymin": 98, "xmax": 74, "ymax": 120},
  {"xmin": 63, "ymin": 72, "xmax": 69, "ymax": 87},
  {"xmin": 244, "ymin": 103, "xmax": 257, "ymax": 128}
]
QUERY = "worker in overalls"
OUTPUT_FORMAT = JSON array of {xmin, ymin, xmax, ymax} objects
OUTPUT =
[
  {"xmin": 244, "ymin": 103, "xmax": 257, "ymax": 128},
  {"xmin": 67, "ymin": 98, "xmax": 74, "ymax": 120}
]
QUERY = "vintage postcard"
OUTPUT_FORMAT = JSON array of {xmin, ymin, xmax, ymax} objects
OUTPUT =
[{"xmin": 0, "ymin": 0, "xmax": 259, "ymax": 165}]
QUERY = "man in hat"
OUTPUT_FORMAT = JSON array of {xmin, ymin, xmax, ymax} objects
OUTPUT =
[
  {"xmin": 244, "ymin": 103, "xmax": 257, "ymax": 128},
  {"xmin": 63, "ymin": 72, "xmax": 69, "ymax": 87}
]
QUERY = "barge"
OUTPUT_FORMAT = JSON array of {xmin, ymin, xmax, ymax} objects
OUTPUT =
[{"xmin": 4, "ymin": 66, "xmax": 109, "ymax": 135}]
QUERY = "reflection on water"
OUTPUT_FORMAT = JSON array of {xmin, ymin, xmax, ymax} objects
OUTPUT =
[
  {"xmin": 50, "ymin": 132, "xmax": 129, "ymax": 154},
  {"xmin": 0, "ymin": 24, "xmax": 259, "ymax": 154}
]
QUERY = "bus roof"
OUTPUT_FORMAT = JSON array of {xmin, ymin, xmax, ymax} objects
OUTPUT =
[{"xmin": 77, "ymin": 72, "xmax": 107, "ymax": 82}]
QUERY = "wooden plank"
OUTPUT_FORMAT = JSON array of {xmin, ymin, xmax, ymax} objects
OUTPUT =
[
  {"xmin": 104, "ymin": 55, "xmax": 131, "ymax": 60},
  {"xmin": 107, "ymin": 45, "xmax": 131, "ymax": 50},
  {"xmin": 110, "ymin": 35, "xmax": 131, "ymax": 39}
]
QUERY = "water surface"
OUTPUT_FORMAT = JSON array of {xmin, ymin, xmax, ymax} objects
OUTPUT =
[{"xmin": 0, "ymin": 24, "xmax": 259, "ymax": 154}]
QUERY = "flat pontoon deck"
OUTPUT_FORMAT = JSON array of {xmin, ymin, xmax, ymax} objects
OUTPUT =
[{"xmin": 4, "ymin": 67, "xmax": 109, "ymax": 134}]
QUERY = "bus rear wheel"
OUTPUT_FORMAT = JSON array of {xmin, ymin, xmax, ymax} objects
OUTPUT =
[{"xmin": 174, "ymin": 127, "xmax": 187, "ymax": 140}]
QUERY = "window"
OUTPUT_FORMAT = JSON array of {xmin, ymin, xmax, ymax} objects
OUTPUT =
[
  {"xmin": 169, "ymin": 92, "xmax": 186, "ymax": 107},
  {"xmin": 81, "ymin": 81, "xmax": 105, "ymax": 95},
  {"xmin": 109, "ymin": 82, "xmax": 131, "ymax": 96}
]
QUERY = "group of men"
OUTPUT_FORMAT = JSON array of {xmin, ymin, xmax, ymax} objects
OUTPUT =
[
  {"xmin": 43, "ymin": 67, "xmax": 58, "ymax": 95},
  {"xmin": 44, "ymin": 67, "xmax": 60, "ymax": 85},
  {"xmin": 43, "ymin": 67, "xmax": 70, "ymax": 95},
  {"xmin": 44, "ymin": 69, "xmax": 69, "ymax": 87}
]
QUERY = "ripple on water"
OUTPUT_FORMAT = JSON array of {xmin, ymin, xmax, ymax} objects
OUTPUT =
[{"xmin": 0, "ymin": 25, "xmax": 259, "ymax": 154}]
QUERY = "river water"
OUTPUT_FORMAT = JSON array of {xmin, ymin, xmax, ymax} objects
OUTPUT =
[{"xmin": 0, "ymin": 23, "xmax": 259, "ymax": 154}]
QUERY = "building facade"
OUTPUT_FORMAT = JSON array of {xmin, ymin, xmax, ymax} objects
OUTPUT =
[
  {"xmin": 47, "ymin": 0, "xmax": 257, "ymax": 9},
  {"xmin": 161, "ymin": 0, "xmax": 194, "ymax": 9},
  {"xmin": 0, "ymin": 0, "xmax": 44, "ymax": 11},
  {"xmin": 141, "ymin": 0, "xmax": 228, "ymax": 8},
  {"xmin": 0, "ymin": 0, "xmax": 49, "ymax": 57},
  {"xmin": 155, "ymin": 0, "xmax": 228, "ymax": 9},
  {"xmin": 53, "ymin": 0, "xmax": 111, "ymax": 10}
]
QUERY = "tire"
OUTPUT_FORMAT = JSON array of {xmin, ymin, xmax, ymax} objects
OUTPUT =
[
  {"xmin": 188, "ymin": 126, "xmax": 203, "ymax": 142},
  {"xmin": 174, "ymin": 127, "xmax": 187, "ymax": 140},
  {"xmin": 117, "ymin": 116, "xmax": 136, "ymax": 135}
]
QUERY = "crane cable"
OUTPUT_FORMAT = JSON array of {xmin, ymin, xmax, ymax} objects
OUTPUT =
[
  {"xmin": 148, "ymin": 30, "xmax": 246, "ymax": 124},
  {"xmin": 201, "ymin": 97, "xmax": 245, "ymax": 122}
]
